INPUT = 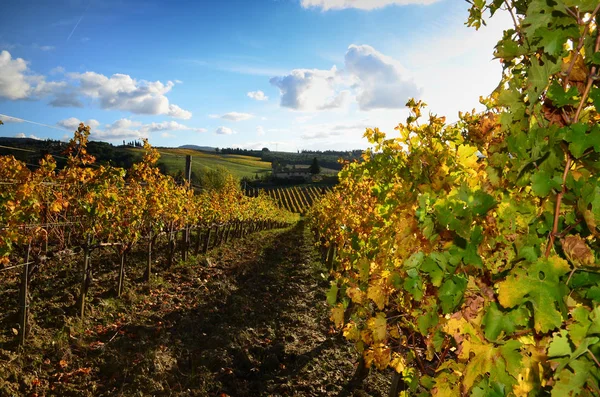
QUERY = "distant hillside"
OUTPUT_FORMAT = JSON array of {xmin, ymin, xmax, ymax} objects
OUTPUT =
[
  {"xmin": 0, "ymin": 137, "xmax": 271, "ymax": 182},
  {"xmin": 179, "ymin": 144, "xmax": 216, "ymax": 152},
  {"xmin": 217, "ymin": 147, "xmax": 363, "ymax": 170}
]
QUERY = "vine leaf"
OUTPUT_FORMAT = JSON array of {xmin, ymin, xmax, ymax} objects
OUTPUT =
[
  {"xmin": 564, "ymin": 124, "xmax": 600, "ymax": 159},
  {"xmin": 482, "ymin": 302, "xmax": 529, "ymax": 341},
  {"xmin": 551, "ymin": 359, "xmax": 593, "ymax": 397},
  {"xmin": 497, "ymin": 256, "xmax": 570, "ymax": 333}
]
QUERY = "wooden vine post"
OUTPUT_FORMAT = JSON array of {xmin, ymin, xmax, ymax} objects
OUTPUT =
[
  {"xmin": 18, "ymin": 242, "xmax": 32, "ymax": 346},
  {"xmin": 117, "ymin": 247, "xmax": 127, "ymax": 297},
  {"xmin": 202, "ymin": 226, "xmax": 212, "ymax": 253},
  {"xmin": 146, "ymin": 230, "xmax": 153, "ymax": 282},
  {"xmin": 78, "ymin": 235, "xmax": 92, "ymax": 319}
]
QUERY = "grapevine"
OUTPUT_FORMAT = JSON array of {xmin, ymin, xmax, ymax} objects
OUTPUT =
[{"xmin": 311, "ymin": 1, "xmax": 600, "ymax": 395}]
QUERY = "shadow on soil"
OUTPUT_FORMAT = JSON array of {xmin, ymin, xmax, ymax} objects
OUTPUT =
[{"xmin": 0, "ymin": 221, "xmax": 391, "ymax": 397}]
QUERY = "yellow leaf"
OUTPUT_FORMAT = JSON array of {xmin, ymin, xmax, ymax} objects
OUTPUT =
[
  {"xmin": 367, "ymin": 312, "xmax": 387, "ymax": 343},
  {"xmin": 457, "ymin": 144, "xmax": 479, "ymax": 170},
  {"xmin": 513, "ymin": 368, "xmax": 534, "ymax": 397},
  {"xmin": 331, "ymin": 304, "xmax": 345, "ymax": 328},
  {"xmin": 390, "ymin": 353, "xmax": 406, "ymax": 373},
  {"xmin": 367, "ymin": 284, "xmax": 386, "ymax": 310},
  {"xmin": 343, "ymin": 322, "xmax": 360, "ymax": 342}
]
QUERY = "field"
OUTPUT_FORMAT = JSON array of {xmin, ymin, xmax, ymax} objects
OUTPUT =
[
  {"xmin": 132, "ymin": 148, "xmax": 273, "ymax": 180},
  {"xmin": 246, "ymin": 186, "xmax": 334, "ymax": 214}
]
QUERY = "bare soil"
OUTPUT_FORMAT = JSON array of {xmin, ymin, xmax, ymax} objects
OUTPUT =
[{"xmin": 0, "ymin": 221, "xmax": 392, "ymax": 396}]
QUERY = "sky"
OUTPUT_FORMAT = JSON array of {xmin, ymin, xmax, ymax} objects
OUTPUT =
[{"xmin": 0, "ymin": 0, "xmax": 512, "ymax": 151}]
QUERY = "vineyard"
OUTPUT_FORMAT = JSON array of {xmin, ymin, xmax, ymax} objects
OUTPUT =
[
  {"xmin": 310, "ymin": 1, "xmax": 600, "ymax": 396},
  {"xmin": 2, "ymin": 1, "xmax": 600, "ymax": 396},
  {"xmin": 0, "ymin": 124, "xmax": 296, "ymax": 348},
  {"xmin": 245, "ymin": 186, "xmax": 334, "ymax": 214}
]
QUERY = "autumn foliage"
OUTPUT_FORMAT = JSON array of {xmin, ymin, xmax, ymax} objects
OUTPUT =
[{"xmin": 311, "ymin": 1, "xmax": 600, "ymax": 395}]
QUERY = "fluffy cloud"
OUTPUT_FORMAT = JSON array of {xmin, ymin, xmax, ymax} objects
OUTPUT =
[
  {"xmin": 215, "ymin": 126, "xmax": 236, "ymax": 135},
  {"xmin": 270, "ymin": 66, "xmax": 348, "ymax": 111},
  {"xmin": 138, "ymin": 121, "xmax": 206, "ymax": 133},
  {"xmin": 15, "ymin": 132, "xmax": 43, "ymax": 140},
  {"xmin": 257, "ymin": 126, "xmax": 265, "ymax": 136},
  {"xmin": 210, "ymin": 112, "xmax": 254, "ymax": 121},
  {"xmin": 0, "ymin": 50, "xmax": 35, "ymax": 100},
  {"xmin": 65, "ymin": 72, "xmax": 192, "ymax": 119},
  {"xmin": 57, "ymin": 117, "xmax": 206, "ymax": 141},
  {"xmin": 270, "ymin": 45, "xmax": 420, "ymax": 111},
  {"xmin": 300, "ymin": 0, "xmax": 439, "ymax": 10},
  {"xmin": 345, "ymin": 44, "xmax": 421, "ymax": 110},
  {"xmin": 57, "ymin": 117, "xmax": 100, "ymax": 130},
  {"xmin": 0, "ymin": 51, "xmax": 192, "ymax": 119},
  {"xmin": 247, "ymin": 90, "xmax": 268, "ymax": 101},
  {"xmin": 0, "ymin": 51, "xmax": 68, "ymax": 101},
  {"xmin": 94, "ymin": 119, "xmax": 146, "ymax": 140}
]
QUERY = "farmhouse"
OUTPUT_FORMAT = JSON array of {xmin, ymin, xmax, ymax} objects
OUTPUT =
[{"xmin": 272, "ymin": 163, "xmax": 312, "ymax": 181}]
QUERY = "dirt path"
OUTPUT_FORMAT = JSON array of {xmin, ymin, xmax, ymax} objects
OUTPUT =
[{"xmin": 0, "ymin": 221, "xmax": 390, "ymax": 396}]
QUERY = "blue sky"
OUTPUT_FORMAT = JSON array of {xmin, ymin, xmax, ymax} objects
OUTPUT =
[{"xmin": 0, "ymin": 0, "xmax": 510, "ymax": 151}]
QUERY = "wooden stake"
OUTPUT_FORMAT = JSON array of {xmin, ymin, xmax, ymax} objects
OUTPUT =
[
  {"xmin": 79, "ymin": 236, "xmax": 92, "ymax": 319},
  {"xmin": 18, "ymin": 242, "xmax": 32, "ymax": 346},
  {"xmin": 146, "ymin": 231, "xmax": 153, "ymax": 282},
  {"xmin": 117, "ymin": 249, "xmax": 126, "ymax": 297}
]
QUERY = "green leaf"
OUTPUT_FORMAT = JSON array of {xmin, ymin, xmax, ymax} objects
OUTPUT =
[
  {"xmin": 567, "ymin": 306, "xmax": 592, "ymax": 345},
  {"xmin": 551, "ymin": 358, "xmax": 593, "ymax": 397},
  {"xmin": 326, "ymin": 281, "xmax": 338, "ymax": 306},
  {"xmin": 404, "ymin": 269, "xmax": 424, "ymax": 301},
  {"xmin": 548, "ymin": 329, "xmax": 572, "ymax": 357},
  {"xmin": 439, "ymin": 275, "xmax": 467, "ymax": 314},
  {"xmin": 547, "ymin": 81, "xmax": 579, "ymax": 108},
  {"xmin": 527, "ymin": 57, "xmax": 560, "ymax": 105},
  {"xmin": 531, "ymin": 169, "xmax": 562, "ymax": 197},
  {"xmin": 497, "ymin": 256, "xmax": 571, "ymax": 333},
  {"xmin": 482, "ymin": 302, "xmax": 529, "ymax": 341},
  {"xmin": 564, "ymin": 123, "xmax": 600, "ymax": 158}
]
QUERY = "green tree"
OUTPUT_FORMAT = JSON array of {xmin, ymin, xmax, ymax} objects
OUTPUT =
[{"xmin": 309, "ymin": 157, "xmax": 320, "ymax": 175}]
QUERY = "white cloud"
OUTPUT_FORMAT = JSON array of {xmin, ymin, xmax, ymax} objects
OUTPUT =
[
  {"xmin": 0, "ymin": 50, "xmax": 35, "ymax": 100},
  {"xmin": 215, "ymin": 126, "xmax": 236, "ymax": 135},
  {"xmin": 65, "ymin": 72, "xmax": 192, "ymax": 119},
  {"xmin": 232, "ymin": 141, "xmax": 291, "ymax": 151},
  {"xmin": 138, "ymin": 120, "xmax": 206, "ymax": 133},
  {"xmin": 270, "ymin": 45, "xmax": 419, "ymax": 111},
  {"xmin": 161, "ymin": 132, "xmax": 175, "ymax": 138},
  {"xmin": 33, "ymin": 44, "xmax": 55, "ymax": 51},
  {"xmin": 211, "ymin": 112, "xmax": 254, "ymax": 121},
  {"xmin": 270, "ymin": 66, "xmax": 347, "ymax": 111},
  {"xmin": 49, "ymin": 66, "xmax": 65, "ymax": 75},
  {"xmin": 257, "ymin": 126, "xmax": 265, "ymax": 136},
  {"xmin": 345, "ymin": 44, "xmax": 421, "ymax": 110},
  {"xmin": 57, "ymin": 117, "xmax": 206, "ymax": 140},
  {"xmin": 247, "ymin": 90, "xmax": 268, "ymax": 101},
  {"xmin": 15, "ymin": 132, "xmax": 42, "ymax": 140},
  {"xmin": 300, "ymin": 0, "xmax": 439, "ymax": 11},
  {"xmin": 0, "ymin": 51, "xmax": 190, "ymax": 119},
  {"xmin": 57, "ymin": 117, "xmax": 100, "ymax": 130},
  {"xmin": 93, "ymin": 119, "xmax": 146, "ymax": 140},
  {"xmin": 300, "ymin": 120, "xmax": 372, "ymax": 140}
]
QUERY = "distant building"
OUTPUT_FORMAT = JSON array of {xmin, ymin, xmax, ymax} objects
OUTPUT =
[{"xmin": 272, "ymin": 163, "xmax": 312, "ymax": 181}]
